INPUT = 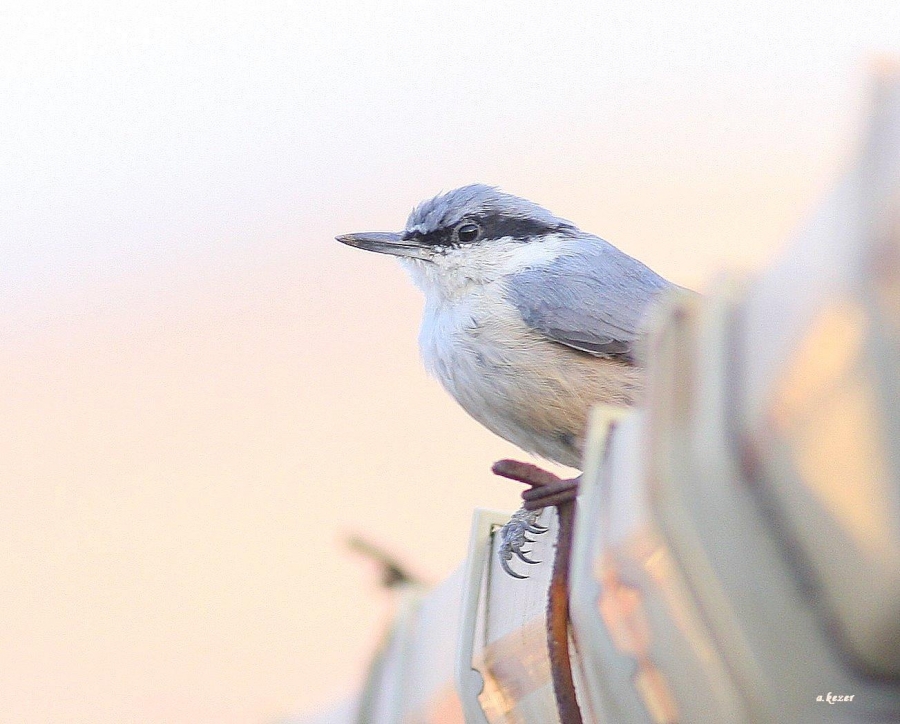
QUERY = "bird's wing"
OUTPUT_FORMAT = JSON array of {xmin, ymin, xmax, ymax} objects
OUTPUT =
[{"xmin": 506, "ymin": 238, "xmax": 673, "ymax": 363}]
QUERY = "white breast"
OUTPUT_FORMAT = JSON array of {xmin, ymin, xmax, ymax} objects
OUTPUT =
[{"xmin": 402, "ymin": 236, "xmax": 642, "ymax": 468}]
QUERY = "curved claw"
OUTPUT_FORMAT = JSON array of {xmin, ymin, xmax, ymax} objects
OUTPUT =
[
  {"xmin": 515, "ymin": 548, "xmax": 540, "ymax": 564},
  {"xmin": 497, "ymin": 507, "xmax": 550, "ymax": 578},
  {"xmin": 500, "ymin": 556, "xmax": 528, "ymax": 579}
]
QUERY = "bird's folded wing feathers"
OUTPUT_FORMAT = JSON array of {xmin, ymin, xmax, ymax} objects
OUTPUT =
[{"xmin": 506, "ymin": 238, "xmax": 673, "ymax": 364}]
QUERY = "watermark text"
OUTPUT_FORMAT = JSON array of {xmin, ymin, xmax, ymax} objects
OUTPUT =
[{"xmin": 817, "ymin": 692, "xmax": 854, "ymax": 704}]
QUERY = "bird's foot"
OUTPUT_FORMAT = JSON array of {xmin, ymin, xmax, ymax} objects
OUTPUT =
[
  {"xmin": 497, "ymin": 507, "xmax": 548, "ymax": 578},
  {"xmin": 491, "ymin": 459, "xmax": 581, "ymax": 578}
]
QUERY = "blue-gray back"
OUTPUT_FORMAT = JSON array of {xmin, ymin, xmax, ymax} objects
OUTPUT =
[{"xmin": 506, "ymin": 236, "xmax": 673, "ymax": 363}]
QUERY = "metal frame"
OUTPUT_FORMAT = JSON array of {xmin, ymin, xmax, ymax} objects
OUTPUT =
[{"xmin": 455, "ymin": 508, "xmax": 512, "ymax": 724}]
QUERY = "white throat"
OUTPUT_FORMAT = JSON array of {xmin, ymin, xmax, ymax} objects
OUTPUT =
[{"xmin": 400, "ymin": 233, "xmax": 574, "ymax": 304}]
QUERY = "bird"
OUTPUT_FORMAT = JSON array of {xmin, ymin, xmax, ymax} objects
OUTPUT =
[{"xmin": 336, "ymin": 184, "xmax": 677, "ymax": 471}]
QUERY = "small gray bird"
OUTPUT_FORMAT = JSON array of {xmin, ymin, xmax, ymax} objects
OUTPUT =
[{"xmin": 336, "ymin": 184, "xmax": 675, "ymax": 471}]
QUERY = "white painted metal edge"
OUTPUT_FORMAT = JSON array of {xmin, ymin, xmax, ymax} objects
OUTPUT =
[{"xmin": 455, "ymin": 508, "xmax": 512, "ymax": 724}]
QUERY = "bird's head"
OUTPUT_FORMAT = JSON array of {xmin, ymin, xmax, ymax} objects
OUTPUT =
[{"xmin": 336, "ymin": 185, "xmax": 578, "ymax": 299}]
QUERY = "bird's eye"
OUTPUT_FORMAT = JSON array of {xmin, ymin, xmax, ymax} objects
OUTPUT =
[{"xmin": 456, "ymin": 222, "xmax": 481, "ymax": 244}]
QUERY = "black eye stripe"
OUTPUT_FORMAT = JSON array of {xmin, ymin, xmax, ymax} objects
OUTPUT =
[
  {"xmin": 404, "ymin": 227, "xmax": 455, "ymax": 247},
  {"xmin": 478, "ymin": 214, "xmax": 572, "ymax": 241},
  {"xmin": 405, "ymin": 214, "xmax": 574, "ymax": 247}
]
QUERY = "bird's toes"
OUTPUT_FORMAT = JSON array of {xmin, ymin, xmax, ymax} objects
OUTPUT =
[{"xmin": 497, "ymin": 507, "xmax": 548, "ymax": 578}]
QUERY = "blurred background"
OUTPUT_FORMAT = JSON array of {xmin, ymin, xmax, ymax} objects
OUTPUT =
[{"xmin": 2, "ymin": 2, "xmax": 899, "ymax": 722}]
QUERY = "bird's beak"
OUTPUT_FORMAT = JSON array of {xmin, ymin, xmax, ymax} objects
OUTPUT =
[{"xmin": 335, "ymin": 231, "xmax": 432, "ymax": 260}]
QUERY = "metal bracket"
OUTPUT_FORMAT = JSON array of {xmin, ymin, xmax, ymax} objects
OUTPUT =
[
  {"xmin": 569, "ymin": 404, "xmax": 637, "ymax": 722},
  {"xmin": 455, "ymin": 508, "xmax": 511, "ymax": 724}
]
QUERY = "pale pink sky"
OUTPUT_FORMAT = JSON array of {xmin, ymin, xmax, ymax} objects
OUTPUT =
[{"xmin": 1, "ymin": 2, "xmax": 899, "ymax": 723}]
